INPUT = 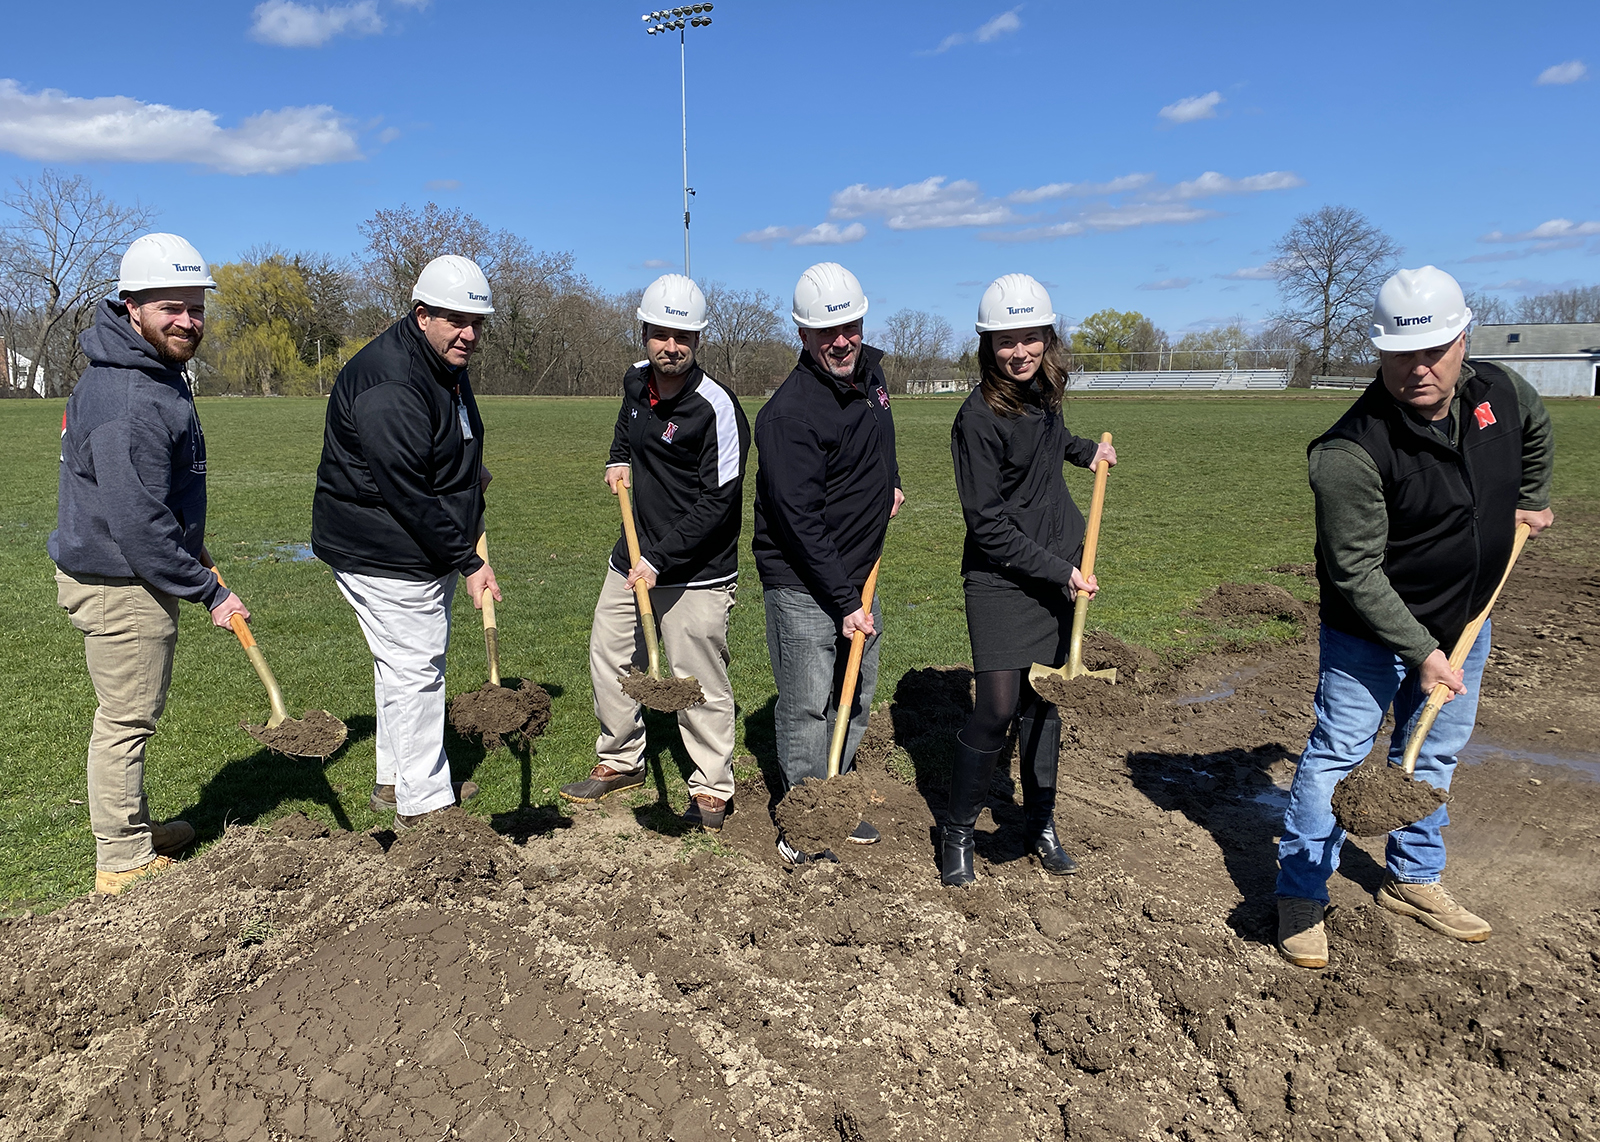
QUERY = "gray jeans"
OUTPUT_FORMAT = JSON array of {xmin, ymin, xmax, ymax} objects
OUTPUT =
[{"xmin": 763, "ymin": 587, "xmax": 882, "ymax": 791}]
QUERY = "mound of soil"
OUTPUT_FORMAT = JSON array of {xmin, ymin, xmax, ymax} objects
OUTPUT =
[
  {"xmin": 1331, "ymin": 761, "xmax": 1449, "ymax": 837},
  {"xmin": 448, "ymin": 680, "xmax": 552, "ymax": 748},
  {"xmin": 773, "ymin": 772, "xmax": 868, "ymax": 853},
  {"xmin": 243, "ymin": 708, "xmax": 348, "ymax": 757},
  {"xmin": 1080, "ymin": 631, "xmax": 1160, "ymax": 684},
  {"xmin": 1196, "ymin": 581, "xmax": 1310, "ymax": 624},
  {"xmin": 1032, "ymin": 672, "xmax": 1144, "ymax": 719},
  {"xmin": 617, "ymin": 667, "xmax": 705, "ymax": 712}
]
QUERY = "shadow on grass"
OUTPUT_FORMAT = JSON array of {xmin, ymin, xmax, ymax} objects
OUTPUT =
[{"xmin": 178, "ymin": 747, "xmax": 353, "ymax": 840}]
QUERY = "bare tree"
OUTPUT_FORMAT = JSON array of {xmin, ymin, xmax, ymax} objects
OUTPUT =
[
  {"xmin": 701, "ymin": 282, "xmax": 783, "ymax": 393},
  {"xmin": 2, "ymin": 171, "xmax": 153, "ymax": 396},
  {"xmin": 879, "ymin": 308, "xmax": 954, "ymax": 391},
  {"xmin": 1516, "ymin": 285, "xmax": 1600, "ymax": 324},
  {"xmin": 358, "ymin": 201, "xmax": 494, "ymax": 316},
  {"xmin": 1463, "ymin": 290, "xmax": 1512, "ymax": 326},
  {"xmin": 1273, "ymin": 205, "xmax": 1400, "ymax": 374}
]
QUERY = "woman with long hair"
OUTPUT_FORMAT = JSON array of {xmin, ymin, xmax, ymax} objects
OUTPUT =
[{"xmin": 943, "ymin": 274, "xmax": 1118, "ymax": 887}]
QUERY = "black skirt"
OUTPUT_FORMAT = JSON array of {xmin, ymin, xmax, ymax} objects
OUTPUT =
[{"xmin": 964, "ymin": 574, "xmax": 1074, "ymax": 673}]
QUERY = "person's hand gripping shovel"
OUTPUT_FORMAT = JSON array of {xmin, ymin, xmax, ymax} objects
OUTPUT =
[
  {"xmin": 447, "ymin": 532, "xmax": 552, "ymax": 749},
  {"xmin": 614, "ymin": 479, "xmax": 705, "ymax": 712}
]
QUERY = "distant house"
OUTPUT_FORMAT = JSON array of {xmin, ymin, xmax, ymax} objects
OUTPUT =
[
  {"xmin": 1469, "ymin": 323, "xmax": 1600, "ymax": 398},
  {"xmin": 2, "ymin": 339, "xmax": 47, "ymax": 396}
]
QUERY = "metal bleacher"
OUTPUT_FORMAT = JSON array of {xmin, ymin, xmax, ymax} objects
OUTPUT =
[{"xmin": 1067, "ymin": 369, "xmax": 1290, "ymax": 391}]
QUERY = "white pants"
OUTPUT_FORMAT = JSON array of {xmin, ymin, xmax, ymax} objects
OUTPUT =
[{"xmin": 334, "ymin": 570, "xmax": 459, "ymax": 816}]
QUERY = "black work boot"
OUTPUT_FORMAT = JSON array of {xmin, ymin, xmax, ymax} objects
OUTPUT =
[
  {"xmin": 941, "ymin": 736, "xmax": 1003, "ymax": 887},
  {"xmin": 1018, "ymin": 713, "xmax": 1079, "ymax": 876}
]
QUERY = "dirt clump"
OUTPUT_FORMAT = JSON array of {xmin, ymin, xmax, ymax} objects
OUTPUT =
[
  {"xmin": 1080, "ymin": 630, "xmax": 1159, "ymax": 684},
  {"xmin": 1269, "ymin": 561, "xmax": 1316, "ymax": 578},
  {"xmin": 772, "ymin": 771, "xmax": 869, "ymax": 853},
  {"xmin": 1033, "ymin": 672, "xmax": 1144, "ymax": 718},
  {"xmin": 1197, "ymin": 581, "xmax": 1310, "ymax": 624},
  {"xmin": 243, "ymin": 708, "xmax": 348, "ymax": 757},
  {"xmin": 448, "ymin": 679, "xmax": 551, "ymax": 748},
  {"xmin": 1331, "ymin": 760, "xmax": 1449, "ymax": 836},
  {"xmin": 617, "ymin": 667, "xmax": 705, "ymax": 712}
]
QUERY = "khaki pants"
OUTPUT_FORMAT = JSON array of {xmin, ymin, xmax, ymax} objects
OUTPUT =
[
  {"xmin": 589, "ymin": 568, "xmax": 736, "ymax": 801},
  {"xmin": 56, "ymin": 570, "xmax": 179, "ymax": 872}
]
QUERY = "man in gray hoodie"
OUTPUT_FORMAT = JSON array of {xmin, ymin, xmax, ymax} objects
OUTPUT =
[{"xmin": 49, "ymin": 233, "xmax": 247, "ymax": 895}]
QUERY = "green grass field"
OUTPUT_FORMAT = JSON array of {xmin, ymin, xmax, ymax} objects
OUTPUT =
[{"xmin": 3, "ymin": 391, "xmax": 1596, "ymax": 910}]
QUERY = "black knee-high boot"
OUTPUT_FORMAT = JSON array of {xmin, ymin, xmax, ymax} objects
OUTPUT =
[
  {"xmin": 1017, "ymin": 713, "xmax": 1079, "ymax": 875},
  {"xmin": 941, "ymin": 735, "xmax": 1002, "ymax": 886}
]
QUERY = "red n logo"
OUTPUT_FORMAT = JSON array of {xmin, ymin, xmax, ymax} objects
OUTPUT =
[{"xmin": 1473, "ymin": 403, "xmax": 1497, "ymax": 430}]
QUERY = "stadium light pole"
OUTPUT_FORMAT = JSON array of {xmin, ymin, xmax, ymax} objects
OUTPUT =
[{"xmin": 641, "ymin": 4, "xmax": 714, "ymax": 279}]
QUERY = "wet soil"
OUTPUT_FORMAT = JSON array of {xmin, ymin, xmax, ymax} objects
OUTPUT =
[
  {"xmin": 3, "ymin": 522, "xmax": 1596, "ymax": 1141},
  {"xmin": 1330, "ymin": 761, "xmax": 1451, "ymax": 837},
  {"xmin": 618, "ymin": 667, "xmax": 706, "ymax": 712},
  {"xmin": 242, "ymin": 709, "xmax": 348, "ymax": 758},
  {"xmin": 447, "ymin": 681, "xmax": 552, "ymax": 749},
  {"xmin": 772, "ymin": 772, "xmax": 869, "ymax": 853}
]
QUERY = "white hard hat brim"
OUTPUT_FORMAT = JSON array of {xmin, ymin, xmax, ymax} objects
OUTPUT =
[
  {"xmin": 636, "ymin": 307, "xmax": 708, "ymax": 332},
  {"xmin": 792, "ymin": 299, "xmax": 869, "ymax": 330},
  {"xmin": 975, "ymin": 312, "xmax": 1057, "ymax": 334},
  {"xmin": 413, "ymin": 287, "xmax": 495, "ymax": 316},
  {"xmin": 1369, "ymin": 316, "xmax": 1469, "ymax": 353}
]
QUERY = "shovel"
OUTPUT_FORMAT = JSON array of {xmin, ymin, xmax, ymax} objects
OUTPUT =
[
  {"xmin": 614, "ymin": 481, "xmax": 705, "ymax": 712},
  {"xmin": 827, "ymin": 557, "xmax": 883, "ymax": 777},
  {"xmin": 211, "ymin": 566, "xmax": 349, "ymax": 758},
  {"xmin": 447, "ymin": 532, "xmax": 552, "ymax": 748},
  {"xmin": 1030, "ymin": 431, "xmax": 1117, "ymax": 692}
]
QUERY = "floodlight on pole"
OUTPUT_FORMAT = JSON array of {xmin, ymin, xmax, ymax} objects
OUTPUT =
[{"xmin": 641, "ymin": 2, "xmax": 715, "ymax": 279}]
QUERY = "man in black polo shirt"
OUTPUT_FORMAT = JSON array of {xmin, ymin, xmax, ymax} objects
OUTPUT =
[
  {"xmin": 1276, "ymin": 266, "xmax": 1554, "ymax": 968},
  {"xmin": 753, "ymin": 262, "xmax": 904, "ymax": 862},
  {"xmin": 560, "ymin": 275, "xmax": 750, "ymax": 831}
]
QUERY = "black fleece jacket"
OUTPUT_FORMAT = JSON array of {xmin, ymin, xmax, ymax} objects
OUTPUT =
[
  {"xmin": 607, "ymin": 362, "xmax": 750, "ymax": 587},
  {"xmin": 752, "ymin": 346, "xmax": 901, "ymax": 620},
  {"xmin": 951, "ymin": 386, "xmax": 1100, "ymax": 589},
  {"xmin": 312, "ymin": 315, "xmax": 486, "ymax": 580},
  {"xmin": 50, "ymin": 299, "xmax": 225, "ymax": 609}
]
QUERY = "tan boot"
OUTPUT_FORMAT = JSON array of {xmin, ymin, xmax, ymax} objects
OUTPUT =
[
  {"xmin": 95, "ymin": 855, "xmax": 177, "ymax": 896},
  {"xmin": 150, "ymin": 819, "xmax": 195, "ymax": 856},
  {"xmin": 1376, "ymin": 874, "xmax": 1491, "ymax": 942},
  {"xmin": 1276, "ymin": 897, "xmax": 1329, "ymax": 968}
]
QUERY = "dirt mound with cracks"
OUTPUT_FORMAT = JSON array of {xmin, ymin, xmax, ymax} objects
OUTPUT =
[
  {"xmin": 1196, "ymin": 581, "xmax": 1311, "ymax": 625},
  {"xmin": 447, "ymin": 680, "xmax": 552, "ymax": 748},
  {"xmin": 773, "ymin": 771, "xmax": 869, "ymax": 853}
]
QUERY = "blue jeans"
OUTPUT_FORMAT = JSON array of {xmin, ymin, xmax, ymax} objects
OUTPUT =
[
  {"xmin": 1276, "ymin": 621, "xmax": 1491, "ymax": 902},
  {"xmin": 763, "ymin": 587, "xmax": 882, "ymax": 791}
]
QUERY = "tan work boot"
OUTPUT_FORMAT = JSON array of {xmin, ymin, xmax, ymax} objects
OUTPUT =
[
  {"xmin": 150, "ymin": 819, "xmax": 195, "ymax": 856},
  {"xmin": 1376, "ymin": 874, "xmax": 1491, "ymax": 942},
  {"xmin": 1276, "ymin": 896, "xmax": 1329, "ymax": 968},
  {"xmin": 95, "ymin": 855, "xmax": 177, "ymax": 896}
]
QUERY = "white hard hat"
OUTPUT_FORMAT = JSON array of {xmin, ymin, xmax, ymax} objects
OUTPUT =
[
  {"xmin": 975, "ymin": 273, "xmax": 1057, "ymax": 333},
  {"xmin": 1369, "ymin": 266, "xmax": 1471, "ymax": 352},
  {"xmin": 412, "ymin": 255, "xmax": 495, "ymax": 315},
  {"xmin": 637, "ymin": 273, "xmax": 708, "ymax": 332},
  {"xmin": 792, "ymin": 262, "xmax": 868, "ymax": 329},
  {"xmin": 118, "ymin": 233, "xmax": 217, "ymax": 294}
]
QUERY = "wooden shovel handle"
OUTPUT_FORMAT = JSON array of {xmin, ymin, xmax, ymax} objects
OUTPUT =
[
  {"xmin": 616, "ymin": 481, "xmax": 662, "ymax": 677},
  {"xmin": 1065, "ymin": 432, "xmax": 1113, "ymax": 675},
  {"xmin": 826, "ymin": 557, "xmax": 882, "ymax": 778},
  {"xmin": 210, "ymin": 564, "xmax": 291, "ymax": 726},
  {"xmin": 475, "ymin": 532, "xmax": 500, "ymax": 686}
]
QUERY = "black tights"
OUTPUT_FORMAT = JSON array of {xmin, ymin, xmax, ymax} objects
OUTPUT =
[{"xmin": 961, "ymin": 669, "xmax": 1052, "ymax": 753}]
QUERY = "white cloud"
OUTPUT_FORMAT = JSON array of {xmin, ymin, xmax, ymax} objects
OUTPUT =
[
  {"xmin": 641, "ymin": 259, "xmax": 674, "ymax": 269},
  {"xmin": 737, "ymin": 224, "xmax": 803, "ymax": 246},
  {"xmin": 1535, "ymin": 60, "xmax": 1587, "ymax": 85},
  {"xmin": 792, "ymin": 222, "xmax": 867, "ymax": 246},
  {"xmin": 1480, "ymin": 218, "xmax": 1600, "ymax": 242},
  {"xmin": 1158, "ymin": 91, "xmax": 1222, "ymax": 124},
  {"xmin": 981, "ymin": 221, "xmax": 1086, "ymax": 243},
  {"xmin": 376, "ymin": 126, "xmax": 401, "ymax": 144},
  {"xmin": 250, "ymin": 1, "xmax": 384, "ymax": 48},
  {"xmin": 1080, "ymin": 203, "xmax": 1217, "ymax": 230},
  {"xmin": 1008, "ymin": 173, "xmax": 1153, "ymax": 203},
  {"xmin": 1157, "ymin": 170, "xmax": 1305, "ymax": 200},
  {"xmin": 1216, "ymin": 263, "xmax": 1280, "ymax": 281},
  {"xmin": 929, "ymin": 7, "xmax": 1021, "ymax": 53},
  {"xmin": 1139, "ymin": 278, "xmax": 1195, "ymax": 290},
  {"xmin": 424, "ymin": 178, "xmax": 460, "ymax": 191},
  {"xmin": 0, "ymin": 80, "xmax": 362, "ymax": 174},
  {"xmin": 828, "ymin": 176, "xmax": 1017, "ymax": 230}
]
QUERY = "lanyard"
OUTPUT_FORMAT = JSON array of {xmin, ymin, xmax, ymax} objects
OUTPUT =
[{"xmin": 455, "ymin": 385, "xmax": 474, "ymax": 441}]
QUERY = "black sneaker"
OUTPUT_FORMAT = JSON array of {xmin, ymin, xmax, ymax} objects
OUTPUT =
[
  {"xmin": 846, "ymin": 819, "xmax": 881, "ymax": 845},
  {"xmin": 683, "ymin": 794, "xmax": 731, "ymax": 832},
  {"xmin": 558, "ymin": 765, "xmax": 645, "ymax": 804},
  {"xmin": 370, "ymin": 781, "xmax": 479, "ymax": 813},
  {"xmin": 777, "ymin": 836, "xmax": 838, "ymax": 866}
]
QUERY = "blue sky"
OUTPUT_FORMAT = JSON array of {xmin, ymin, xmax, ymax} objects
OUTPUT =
[{"xmin": 1, "ymin": 0, "xmax": 1595, "ymax": 334}]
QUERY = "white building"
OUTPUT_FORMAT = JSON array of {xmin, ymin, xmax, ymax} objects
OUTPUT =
[
  {"xmin": 2, "ymin": 342, "xmax": 46, "ymax": 396},
  {"xmin": 1469, "ymin": 323, "xmax": 1600, "ymax": 398}
]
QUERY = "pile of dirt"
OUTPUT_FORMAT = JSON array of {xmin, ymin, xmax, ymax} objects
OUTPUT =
[
  {"xmin": 243, "ymin": 708, "xmax": 348, "ymax": 757},
  {"xmin": 1079, "ymin": 630, "xmax": 1160, "ymax": 684},
  {"xmin": 1032, "ymin": 673, "xmax": 1144, "ymax": 719},
  {"xmin": 1330, "ymin": 761, "xmax": 1450, "ymax": 836},
  {"xmin": 447, "ymin": 680, "xmax": 552, "ymax": 748},
  {"xmin": 617, "ymin": 667, "xmax": 705, "ymax": 712},
  {"xmin": 772, "ymin": 771, "xmax": 869, "ymax": 853},
  {"xmin": 1196, "ymin": 581, "xmax": 1310, "ymax": 625}
]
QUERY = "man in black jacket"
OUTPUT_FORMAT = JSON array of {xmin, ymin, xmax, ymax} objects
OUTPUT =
[
  {"xmin": 753, "ymin": 262, "xmax": 903, "ymax": 860},
  {"xmin": 312, "ymin": 256, "xmax": 500, "ymax": 830},
  {"xmin": 51, "ymin": 233, "xmax": 248, "ymax": 894},
  {"xmin": 560, "ymin": 275, "xmax": 751, "ymax": 830}
]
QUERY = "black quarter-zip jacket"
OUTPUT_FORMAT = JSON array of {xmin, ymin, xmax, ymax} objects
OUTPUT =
[
  {"xmin": 752, "ymin": 345, "xmax": 901, "ymax": 620},
  {"xmin": 951, "ymin": 386, "xmax": 1100, "ymax": 589},
  {"xmin": 607, "ymin": 362, "xmax": 751, "ymax": 587},
  {"xmin": 312, "ymin": 315, "xmax": 486, "ymax": 580}
]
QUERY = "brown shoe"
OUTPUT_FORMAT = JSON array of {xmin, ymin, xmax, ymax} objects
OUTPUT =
[
  {"xmin": 370, "ymin": 781, "xmax": 479, "ymax": 813},
  {"xmin": 1375, "ymin": 874, "xmax": 1491, "ymax": 942},
  {"xmin": 684, "ymin": 794, "xmax": 731, "ymax": 831},
  {"xmin": 559, "ymin": 764, "xmax": 645, "ymax": 804},
  {"xmin": 1276, "ymin": 897, "xmax": 1329, "ymax": 968},
  {"xmin": 95, "ymin": 855, "xmax": 177, "ymax": 896},
  {"xmin": 150, "ymin": 819, "xmax": 195, "ymax": 856}
]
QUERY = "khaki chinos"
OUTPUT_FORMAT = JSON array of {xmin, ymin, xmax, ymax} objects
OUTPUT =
[
  {"xmin": 55, "ymin": 570, "xmax": 180, "ymax": 873},
  {"xmin": 589, "ymin": 567, "xmax": 737, "ymax": 800}
]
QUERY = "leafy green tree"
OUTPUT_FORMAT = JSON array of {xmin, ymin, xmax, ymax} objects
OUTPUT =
[
  {"xmin": 1069, "ymin": 309, "xmax": 1167, "ymax": 371},
  {"xmin": 206, "ymin": 255, "xmax": 317, "ymax": 395}
]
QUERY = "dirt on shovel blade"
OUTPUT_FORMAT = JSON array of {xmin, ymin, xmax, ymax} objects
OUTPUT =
[
  {"xmin": 773, "ymin": 771, "xmax": 869, "ymax": 854},
  {"xmin": 1331, "ymin": 760, "xmax": 1450, "ymax": 836},
  {"xmin": 618, "ymin": 667, "xmax": 704, "ymax": 712},
  {"xmin": 448, "ymin": 681, "xmax": 552, "ymax": 749},
  {"xmin": 244, "ymin": 709, "xmax": 348, "ymax": 758},
  {"xmin": 1032, "ymin": 673, "xmax": 1142, "ymax": 718}
]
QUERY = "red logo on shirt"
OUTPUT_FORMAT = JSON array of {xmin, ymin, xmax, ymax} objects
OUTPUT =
[
  {"xmin": 876, "ymin": 387, "xmax": 890, "ymax": 409},
  {"xmin": 1473, "ymin": 403, "xmax": 1497, "ymax": 430},
  {"xmin": 661, "ymin": 421, "xmax": 679, "ymax": 443}
]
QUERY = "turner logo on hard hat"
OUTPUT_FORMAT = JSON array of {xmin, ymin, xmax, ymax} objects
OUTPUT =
[
  {"xmin": 637, "ymin": 274, "xmax": 709, "ymax": 332},
  {"xmin": 173, "ymin": 263, "xmax": 203, "ymax": 273},
  {"xmin": 1370, "ymin": 266, "xmax": 1470, "ymax": 352},
  {"xmin": 1394, "ymin": 315, "xmax": 1433, "ymax": 327},
  {"xmin": 118, "ymin": 233, "xmax": 218, "ymax": 295},
  {"xmin": 412, "ymin": 255, "xmax": 495, "ymax": 315},
  {"xmin": 825, "ymin": 301, "xmax": 852, "ymax": 312},
  {"xmin": 792, "ymin": 262, "xmax": 869, "ymax": 329},
  {"xmin": 976, "ymin": 274, "xmax": 1057, "ymax": 333}
]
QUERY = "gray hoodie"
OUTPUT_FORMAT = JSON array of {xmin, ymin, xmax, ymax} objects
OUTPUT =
[{"xmin": 48, "ymin": 298, "xmax": 225, "ymax": 609}]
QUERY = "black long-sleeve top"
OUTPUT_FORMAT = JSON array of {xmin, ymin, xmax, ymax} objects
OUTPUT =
[{"xmin": 951, "ymin": 386, "xmax": 1099, "ymax": 589}]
